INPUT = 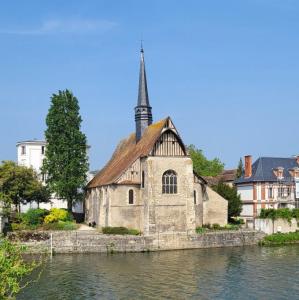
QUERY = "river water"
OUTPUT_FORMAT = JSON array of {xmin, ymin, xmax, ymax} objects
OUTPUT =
[{"xmin": 18, "ymin": 245, "xmax": 299, "ymax": 300}]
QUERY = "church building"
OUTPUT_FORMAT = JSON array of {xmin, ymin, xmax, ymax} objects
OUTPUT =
[{"xmin": 85, "ymin": 48, "xmax": 227, "ymax": 235}]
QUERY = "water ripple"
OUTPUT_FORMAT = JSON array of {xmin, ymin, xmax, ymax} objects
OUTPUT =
[{"xmin": 18, "ymin": 245, "xmax": 299, "ymax": 300}]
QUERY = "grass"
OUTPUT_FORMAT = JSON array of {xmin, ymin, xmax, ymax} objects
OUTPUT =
[
  {"xmin": 259, "ymin": 231, "xmax": 299, "ymax": 246},
  {"xmin": 102, "ymin": 226, "xmax": 141, "ymax": 235},
  {"xmin": 196, "ymin": 223, "xmax": 241, "ymax": 234}
]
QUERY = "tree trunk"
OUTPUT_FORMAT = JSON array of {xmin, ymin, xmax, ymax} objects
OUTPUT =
[{"xmin": 67, "ymin": 199, "xmax": 72, "ymax": 213}]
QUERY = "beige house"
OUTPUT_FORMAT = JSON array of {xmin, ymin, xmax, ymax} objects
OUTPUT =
[{"xmin": 85, "ymin": 48, "xmax": 227, "ymax": 235}]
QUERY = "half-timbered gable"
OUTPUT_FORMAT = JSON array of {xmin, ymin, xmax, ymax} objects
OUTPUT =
[
  {"xmin": 151, "ymin": 129, "xmax": 186, "ymax": 157},
  {"xmin": 117, "ymin": 159, "xmax": 141, "ymax": 184}
]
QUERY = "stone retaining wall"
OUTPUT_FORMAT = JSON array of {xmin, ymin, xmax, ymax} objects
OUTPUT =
[{"xmin": 9, "ymin": 230, "xmax": 266, "ymax": 253}]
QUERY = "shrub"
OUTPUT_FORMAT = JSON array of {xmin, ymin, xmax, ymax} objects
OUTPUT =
[
  {"xmin": 259, "ymin": 208, "xmax": 299, "ymax": 224},
  {"xmin": 42, "ymin": 221, "xmax": 77, "ymax": 231},
  {"xmin": 212, "ymin": 223, "xmax": 221, "ymax": 230},
  {"xmin": 102, "ymin": 227, "xmax": 140, "ymax": 235},
  {"xmin": 11, "ymin": 223, "xmax": 38, "ymax": 231},
  {"xmin": 259, "ymin": 232, "xmax": 299, "ymax": 246},
  {"xmin": 196, "ymin": 227, "xmax": 206, "ymax": 234},
  {"xmin": 44, "ymin": 208, "xmax": 72, "ymax": 224},
  {"xmin": 21, "ymin": 208, "xmax": 49, "ymax": 225}
]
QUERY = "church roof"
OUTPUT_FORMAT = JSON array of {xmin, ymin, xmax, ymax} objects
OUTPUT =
[{"xmin": 88, "ymin": 118, "xmax": 169, "ymax": 188}]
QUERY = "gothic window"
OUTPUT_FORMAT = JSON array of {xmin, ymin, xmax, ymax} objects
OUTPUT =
[
  {"xmin": 41, "ymin": 146, "xmax": 45, "ymax": 155},
  {"xmin": 128, "ymin": 189, "xmax": 134, "ymax": 204},
  {"xmin": 141, "ymin": 171, "xmax": 145, "ymax": 188},
  {"xmin": 162, "ymin": 170, "xmax": 177, "ymax": 194},
  {"xmin": 194, "ymin": 190, "xmax": 197, "ymax": 204}
]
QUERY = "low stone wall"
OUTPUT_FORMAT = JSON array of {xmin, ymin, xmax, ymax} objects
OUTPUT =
[
  {"xmin": 255, "ymin": 218, "xmax": 299, "ymax": 235},
  {"xmin": 9, "ymin": 230, "xmax": 266, "ymax": 253}
]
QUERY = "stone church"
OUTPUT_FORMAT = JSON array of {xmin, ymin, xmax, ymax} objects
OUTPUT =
[{"xmin": 85, "ymin": 48, "xmax": 227, "ymax": 235}]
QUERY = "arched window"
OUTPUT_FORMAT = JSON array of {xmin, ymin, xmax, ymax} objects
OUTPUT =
[
  {"xmin": 128, "ymin": 189, "xmax": 134, "ymax": 204},
  {"xmin": 194, "ymin": 190, "xmax": 197, "ymax": 204},
  {"xmin": 141, "ymin": 171, "xmax": 145, "ymax": 188},
  {"xmin": 162, "ymin": 170, "xmax": 177, "ymax": 194}
]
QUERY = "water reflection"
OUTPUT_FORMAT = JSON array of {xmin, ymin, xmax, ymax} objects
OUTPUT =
[{"xmin": 18, "ymin": 246, "xmax": 299, "ymax": 300}]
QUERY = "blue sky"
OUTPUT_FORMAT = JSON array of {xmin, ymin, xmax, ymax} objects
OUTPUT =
[{"xmin": 0, "ymin": 0, "xmax": 299, "ymax": 171}]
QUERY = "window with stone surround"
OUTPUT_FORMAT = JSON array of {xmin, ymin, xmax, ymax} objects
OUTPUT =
[
  {"xmin": 128, "ymin": 189, "xmax": 134, "ymax": 204},
  {"xmin": 162, "ymin": 170, "xmax": 177, "ymax": 194}
]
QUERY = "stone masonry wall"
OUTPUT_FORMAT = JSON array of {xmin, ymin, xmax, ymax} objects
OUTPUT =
[{"xmin": 13, "ymin": 230, "xmax": 266, "ymax": 254}]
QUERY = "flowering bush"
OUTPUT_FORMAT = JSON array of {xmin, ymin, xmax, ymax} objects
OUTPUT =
[{"xmin": 44, "ymin": 208, "xmax": 72, "ymax": 224}]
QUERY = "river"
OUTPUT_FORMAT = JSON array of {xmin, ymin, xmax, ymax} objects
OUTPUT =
[{"xmin": 18, "ymin": 245, "xmax": 299, "ymax": 300}]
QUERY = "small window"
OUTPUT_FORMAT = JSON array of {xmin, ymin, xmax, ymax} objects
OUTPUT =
[
  {"xmin": 268, "ymin": 186, "xmax": 273, "ymax": 198},
  {"xmin": 141, "ymin": 171, "xmax": 145, "ymax": 188},
  {"xmin": 162, "ymin": 170, "xmax": 177, "ymax": 194},
  {"xmin": 128, "ymin": 189, "xmax": 134, "ymax": 204},
  {"xmin": 194, "ymin": 190, "xmax": 197, "ymax": 204},
  {"xmin": 21, "ymin": 146, "xmax": 26, "ymax": 155},
  {"xmin": 41, "ymin": 146, "xmax": 45, "ymax": 155}
]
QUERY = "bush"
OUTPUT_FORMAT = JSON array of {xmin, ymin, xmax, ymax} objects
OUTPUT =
[
  {"xmin": 11, "ymin": 223, "xmax": 38, "ymax": 231},
  {"xmin": 196, "ymin": 227, "xmax": 207, "ymax": 234},
  {"xmin": 42, "ymin": 221, "xmax": 77, "ymax": 231},
  {"xmin": 44, "ymin": 208, "xmax": 72, "ymax": 224},
  {"xmin": 21, "ymin": 208, "xmax": 49, "ymax": 225},
  {"xmin": 102, "ymin": 227, "xmax": 141, "ymax": 235},
  {"xmin": 259, "ymin": 208, "xmax": 299, "ymax": 224},
  {"xmin": 259, "ymin": 232, "xmax": 299, "ymax": 246},
  {"xmin": 212, "ymin": 223, "xmax": 221, "ymax": 230}
]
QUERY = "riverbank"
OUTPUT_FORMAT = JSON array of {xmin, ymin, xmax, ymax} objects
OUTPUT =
[
  {"xmin": 259, "ymin": 231, "xmax": 299, "ymax": 246},
  {"xmin": 8, "ymin": 229, "xmax": 265, "ymax": 253}
]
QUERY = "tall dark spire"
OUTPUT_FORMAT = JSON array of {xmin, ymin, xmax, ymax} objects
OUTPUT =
[{"xmin": 135, "ymin": 46, "xmax": 153, "ymax": 142}]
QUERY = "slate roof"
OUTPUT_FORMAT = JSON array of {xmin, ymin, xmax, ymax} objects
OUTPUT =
[
  {"xmin": 235, "ymin": 157, "xmax": 299, "ymax": 184},
  {"xmin": 88, "ymin": 118, "xmax": 171, "ymax": 188}
]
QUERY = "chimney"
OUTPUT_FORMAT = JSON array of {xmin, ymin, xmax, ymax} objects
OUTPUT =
[{"xmin": 244, "ymin": 155, "xmax": 252, "ymax": 178}]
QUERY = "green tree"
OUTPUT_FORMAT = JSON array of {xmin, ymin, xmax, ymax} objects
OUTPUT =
[
  {"xmin": 236, "ymin": 158, "xmax": 244, "ymax": 178},
  {"xmin": 213, "ymin": 182, "xmax": 242, "ymax": 221},
  {"xmin": 0, "ymin": 238, "xmax": 42, "ymax": 299},
  {"xmin": 0, "ymin": 161, "xmax": 49, "ymax": 214},
  {"xmin": 42, "ymin": 90, "xmax": 88, "ymax": 212},
  {"xmin": 188, "ymin": 145, "xmax": 224, "ymax": 176}
]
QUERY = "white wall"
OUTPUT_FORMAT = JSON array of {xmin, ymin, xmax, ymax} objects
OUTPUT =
[
  {"xmin": 237, "ymin": 185, "xmax": 253, "ymax": 200},
  {"xmin": 255, "ymin": 218, "xmax": 299, "ymax": 234}
]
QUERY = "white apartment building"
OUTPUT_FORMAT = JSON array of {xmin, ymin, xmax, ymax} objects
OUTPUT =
[{"xmin": 16, "ymin": 140, "xmax": 90, "ymax": 213}]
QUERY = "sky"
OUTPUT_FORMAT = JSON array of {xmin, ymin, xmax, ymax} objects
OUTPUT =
[{"xmin": 0, "ymin": 0, "xmax": 299, "ymax": 171}]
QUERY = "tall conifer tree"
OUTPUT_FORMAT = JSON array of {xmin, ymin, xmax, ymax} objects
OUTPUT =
[
  {"xmin": 43, "ymin": 90, "xmax": 88, "ymax": 212},
  {"xmin": 236, "ymin": 158, "xmax": 244, "ymax": 178}
]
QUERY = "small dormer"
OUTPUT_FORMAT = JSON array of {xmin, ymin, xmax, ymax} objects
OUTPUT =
[
  {"xmin": 289, "ymin": 167, "xmax": 299, "ymax": 179},
  {"xmin": 273, "ymin": 167, "xmax": 284, "ymax": 179}
]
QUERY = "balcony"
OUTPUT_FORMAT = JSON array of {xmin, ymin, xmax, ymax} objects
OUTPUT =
[{"xmin": 277, "ymin": 195, "xmax": 295, "ymax": 203}]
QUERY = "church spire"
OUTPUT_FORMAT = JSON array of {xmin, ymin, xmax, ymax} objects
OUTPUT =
[{"xmin": 135, "ymin": 46, "xmax": 153, "ymax": 142}]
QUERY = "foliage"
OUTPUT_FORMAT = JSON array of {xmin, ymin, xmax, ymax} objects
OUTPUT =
[
  {"xmin": 196, "ymin": 227, "xmax": 207, "ymax": 234},
  {"xmin": 0, "ymin": 238, "xmax": 41, "ymax": 299},
  {"xmin": 196, "ymin": 223, "xmax": 241, "ymax": 234},
  {"xmin": 42, "ymin": 90, "xmax": 89, "ymax": 212},
  {"xmin": 259, "ymin": 232, "xmax": 299, "ymax": 246},
  {"xmin": 44, "ymin": 208, "xmax": 72, "ymax": 224},
  {"xmin": 102, "ymin": 227, "xmax": 141, "ymax": 235},
  {"xmin": 188, "ymin": 145, "xmax": 224, "ymax": 177},
  {"xmin": 42, "ymin": 221, "xmax": 77, "ymax": 231},
  {"xmin": 0, "ymin": 161, "xmax": 50, "ymax": 214},
  {"xmin": 259, "ymin": 208, "xmax": 299, "ymax": 223},
  {"xmin": 236, "ymin": 158, "xmax": 244, "ymax": 178},
  {"xmin": 21, "ymin": 209, "xmax": 49, "ymax": 226},
  {"xmin": 212, "ymin": 182, "xmax": 242, "ymax": 220}
]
